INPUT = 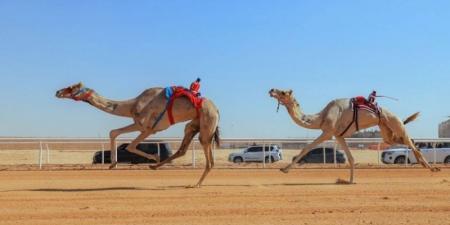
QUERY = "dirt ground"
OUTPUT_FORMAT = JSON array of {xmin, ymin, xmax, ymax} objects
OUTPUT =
[{"xmin": 0, "ymin": 168, "xmax": 449, "ymax": 225}]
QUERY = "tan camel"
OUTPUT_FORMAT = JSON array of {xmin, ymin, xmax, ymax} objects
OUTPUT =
[
  {"xmin": 56, "ymin": 82, "xmax": 220, "ymax": 188},
  {"xmin": 269, "ymin": 88, "xmax": 439, "ymax": 184}
]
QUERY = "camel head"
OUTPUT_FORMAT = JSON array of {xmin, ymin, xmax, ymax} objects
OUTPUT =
[
  {"xmin": 55, "ymin": 82, "xmax": 93, "ymax": 101},
  {"xmin": 269, "ymin": 88, "xmax": 294, "ymax": 106}
]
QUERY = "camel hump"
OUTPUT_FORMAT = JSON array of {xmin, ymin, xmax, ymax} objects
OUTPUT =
[{"xmin": 404, "ymin": 112, "xmax": 420, "ymax": 125}]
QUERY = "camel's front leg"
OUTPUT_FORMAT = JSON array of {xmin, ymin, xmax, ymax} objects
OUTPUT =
[
  {"xmin": 150, "ymin": 120, "xmax": 200, "ymax": 170},
  {"xmin": 108, "ymin": 123, "xmax": 140, "ymax": 169},
  {"xmin": 335, "ymin": 137, "xmax": 355, "ymax": 184},
  {"xmin": 281, "ymin": 132, "xmax": 332, "ymax": 173}
]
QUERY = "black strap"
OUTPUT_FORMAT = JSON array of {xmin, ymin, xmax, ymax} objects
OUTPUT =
[{"xmin": 340, "ymin": 99, "xmax": 359, "ymax": 137}]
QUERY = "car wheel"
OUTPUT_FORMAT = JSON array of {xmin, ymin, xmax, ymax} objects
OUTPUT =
[
  {"xmin": 264, "ymin": 157, "xmax": 275, "ymax": 163},
  {"xmin": 444, "ymin": 156, "xmax": 450, "ymax": 164},
  {"xmin": 394, "ymin": 156, "xmax": 409, "ymax": 164},
  {"xmin": 233, "ymin": 157, "xmax": 243, "ymax": 163}
]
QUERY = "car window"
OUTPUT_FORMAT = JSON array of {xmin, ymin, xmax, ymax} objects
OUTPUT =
[
  {"xmin": 325, "ymin": 148, "xmax": 334, "ymax": 154},
  {"xmin": 310, "ymin": 148, "xmax": 322, "ymax": 155},
  {"xmin": 248, "ymin": 147, "xmax": 262, "ymax": 152}
]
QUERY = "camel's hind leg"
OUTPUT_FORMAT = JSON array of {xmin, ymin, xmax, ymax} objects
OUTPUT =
[
  {"xmin": 381, "ymin": 116, "xmax": 439, "ymax": 172},
  {"xmin": 124, "ymin": 130, "xmax": 160, "ymax": 163},
  {"xmin": 188, "ymin": 103, "xmax": 219, "ymax": 188},
  {"xmin": 281, "ymin": 132, "xmax": 333, "ymax": 173},
  {"xmin": 188, "ymin": 139, "xmax": 213, "ymax": 188},
  {"xmin": 150, "ymin": 120, "xmax": 200, "ymax": 170},
  {"xmin": 335, "ymin": 137, "xmax": 355, "ymax": 184}
]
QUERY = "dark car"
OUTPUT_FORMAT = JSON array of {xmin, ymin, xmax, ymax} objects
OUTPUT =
[
  {"xmin": 93, "ymin": 143, "xmax": 172, "ymax": 164},
  {"xmin": 294, "ymin": 147, "xmax": 346, "ymax": 164}
]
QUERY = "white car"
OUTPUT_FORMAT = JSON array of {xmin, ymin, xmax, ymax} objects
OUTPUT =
[
  {"xmin": 381, "ymin": 148, "xmax": 450, "ymax": 164},
  {"xmin": 228, "ymin": 145, "xmax": 283, "ymax": 163}
]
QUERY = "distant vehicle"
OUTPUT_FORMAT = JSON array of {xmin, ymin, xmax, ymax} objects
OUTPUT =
[
  {"xmin": 93, "ymin": 143, "xmax": 172, "ymax": 164},
  {"xmin": 228, "ymin": 145, "xmax": 283, "ymax": 163},
  {"xmin": 381, "ymin": 147, "xmax": 450, "ymax": 164},
  {"xmin": 294, "ymin": 147, "xmax": 346, "ymax": 164}
]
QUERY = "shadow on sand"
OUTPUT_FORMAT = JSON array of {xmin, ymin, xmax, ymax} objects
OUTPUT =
[{"xmin": 0, "ymin": 182, "xmax": 349, "ymax": 193}]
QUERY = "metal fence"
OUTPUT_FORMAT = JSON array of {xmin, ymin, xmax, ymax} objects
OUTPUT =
[{"xmin": 0, "ymin": 137, "xmax": 449, "ymax": 170}]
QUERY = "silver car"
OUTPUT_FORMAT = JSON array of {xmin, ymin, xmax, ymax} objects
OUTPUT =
[
  {"xmin": 228, "ymin": 145, "xmax": 283, "ymax": 163},
  {"xmin": 382, "ymin": 147, "xmax": 450, "ymax": 164}
]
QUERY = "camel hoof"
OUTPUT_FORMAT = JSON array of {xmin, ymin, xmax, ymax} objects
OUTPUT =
[
  {"xmin": 431, "ymin": 167, "xmax": 441, "ymax": 172},
  {"xmin": 109, "ymin": 162, "xmax": 117, "ymax": 170},
  {"xmin": 336, "ymin": 178, "xmax": 354, "ymax": 185},
  {"xmin": 149, "ymin": 165, "xmax": 158, "ymax": 170},
  {"xmin": 280, "ymin": 168, "xmax": 289, "ymax": 174},
  {"xmin": 185, "ymin": 184, "xmax": 200, "ymax": 189}
]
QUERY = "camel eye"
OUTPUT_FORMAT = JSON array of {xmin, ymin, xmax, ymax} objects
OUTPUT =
[{"xmin": 281, "ymin": 91, "xmax": 286, "ymax": 95}]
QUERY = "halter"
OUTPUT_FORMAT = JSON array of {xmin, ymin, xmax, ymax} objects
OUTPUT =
[{"xmin": 72, "ymin": 88, "xmax": 93, "ymax": 101}]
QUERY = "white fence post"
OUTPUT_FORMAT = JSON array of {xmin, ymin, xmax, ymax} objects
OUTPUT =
[
  {"xmin": 39, "ymin": 141, "xmax": 43, "ymax": 169},
  {"xmin": 323, "ymin": 146, "xmax": 326, "ymax": 165},
  {"xmin": 115, "ymin": 140, "xmax": 118, "ymax": 168},
  {"xmin": 101, "ymin": 143, "xmax": 105, "ymax": 164},
  {"xmin": 433, "ymin": 142, "xmax": 437, "ymax": 165},
  {"xmin": 377, "ymin": 142, "xmax": 381, "ymax": 166},
  {"xmin": 157, "ymin": 142, "xmax": 161, "ymax": 160},
  {"xmin": 46, "ymin": 143, "xmax": 50, "ymax": 164},
  {"xmin": 262, "ymin": 142, "xmax": 266, "ymax": 168},
  {"xmin": 333, "ymin": 142, "xmax": 337, "ymax": 168}
]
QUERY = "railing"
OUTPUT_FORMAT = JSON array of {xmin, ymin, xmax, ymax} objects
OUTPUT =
[{"xmin": 0, "ymin": 137, "xmax": 449, "ymax": 170}]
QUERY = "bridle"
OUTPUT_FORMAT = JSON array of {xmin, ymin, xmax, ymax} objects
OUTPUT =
[{"xmin": 71, "ymin": 87, "xmax": 93, "ymax": 102}]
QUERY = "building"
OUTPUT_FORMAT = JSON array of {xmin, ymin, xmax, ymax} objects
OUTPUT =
[{"xmin": 439, "ymin": 119, "xmax": 450, "ymax": 138}]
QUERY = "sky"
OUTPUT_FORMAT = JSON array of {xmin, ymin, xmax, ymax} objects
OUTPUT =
[{"xmin": 1, "ymin": 1, "xmax": 449, "ymax": 138}]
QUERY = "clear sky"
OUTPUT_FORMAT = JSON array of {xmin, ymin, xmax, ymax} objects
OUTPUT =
[{"xmin": 1, "ymin": 1, "xmax": 449, "ymax": 138}]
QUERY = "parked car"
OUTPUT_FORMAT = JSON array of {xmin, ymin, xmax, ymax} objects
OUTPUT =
[
  {"xmin": 381, "ymin": 147, "xmax": 450, "ymax": 164},
  {"xmin": 294, "ymin": 147, "xmax": 346, "ymax": 164},
  {"xmin": 228, "ymin": 145, "xmax": 283, "ymax": 163},
  {"xmin": 93, "ymin": 143, "xmax": 172, "ymax": 164}
]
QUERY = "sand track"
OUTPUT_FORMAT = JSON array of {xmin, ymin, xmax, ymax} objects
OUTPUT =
[{"xmin": 0, "ymin": 168, "xmax": 449, "ymax": 225}]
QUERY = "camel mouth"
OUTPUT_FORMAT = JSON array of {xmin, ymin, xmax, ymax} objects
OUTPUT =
[{"xmin": 269, "ymin": 90, "xmax": 277, "ymax": 98}]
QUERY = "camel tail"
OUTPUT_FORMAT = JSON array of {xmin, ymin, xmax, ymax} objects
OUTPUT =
[
  {"xmin": 213, "ymin": 126, "xmax": 221, "ymax": 148},
  {"xmin": 404, "ymin": 112, "xmax": 420, "ymax": 125}
]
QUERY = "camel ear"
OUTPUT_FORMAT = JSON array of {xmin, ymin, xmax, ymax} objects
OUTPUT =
[
  {"xmin": 77, "ymin": 82, "xmax": 84, "ymax": 88},
  {"xmin": 288, "ymin": 89, "xmax": 293, "ymax": 95}
]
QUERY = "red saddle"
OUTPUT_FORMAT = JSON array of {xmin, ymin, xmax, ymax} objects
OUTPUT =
[
  {"xmin": 353, "ymin": 96, "xmax": 379, "ymax": 114},
  {"xmin": 167, "ymin": 86, "xmax": 204, "ymax": 125}
]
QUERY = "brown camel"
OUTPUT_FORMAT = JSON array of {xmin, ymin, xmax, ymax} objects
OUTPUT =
[
  {"xmin": 269, "ymin": 88, "xmax": 439, "ymax": 184},
  {"xmin": 56, "ymin": 82, "xmax": 220, "ymax": 188}
]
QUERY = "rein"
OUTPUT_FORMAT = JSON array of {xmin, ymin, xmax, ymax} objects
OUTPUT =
[{"xmin": 276, "ymin": 101, "xmax": 281, "ymax": 113}]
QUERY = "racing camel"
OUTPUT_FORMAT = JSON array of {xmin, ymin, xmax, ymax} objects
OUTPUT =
[
  {"xmin": 56, "ymin": 82, "xmax": 220, "ymax": 188},
  {"xmin": 269, "ymin": 88, "xmax": 439, "ymax": 184}
]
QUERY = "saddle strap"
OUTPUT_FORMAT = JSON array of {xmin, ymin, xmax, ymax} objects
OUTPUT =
[{"xmin": 340, "ymin": 100, "xmax": 360, "ymax": 137}]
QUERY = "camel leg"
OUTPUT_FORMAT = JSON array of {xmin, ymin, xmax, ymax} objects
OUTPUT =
[
  {"xmin": 382, "ymin": 116, "xmax": 439, "ymax": 172},
  {"xmin": 108, "ymin": 123, "xmax": 140, "ymax": 169},
  {"xmin": 150, "ymin": 120, "xmax": 200, "ymax": 170},
  {"xmin": 188, "ymin": 137, "xmax": 214, "ymax": 188},
  {"xmin": 281, "ymin": 132, "xmax": 332, "ymax": 173},
  {"xmin": 187, "ymin": 111, "xmax": 218, "ymax": 188},
  {"xmin": 404, "ymin": 138, "xmax": 440, "ymax": 172},
  {"xmin": 124, "ymin": 130, "xmax": 160, "ymax": 162},
  {"xmin": 335, "ymin": 137, "xmax": 355, "ymax": 184}
]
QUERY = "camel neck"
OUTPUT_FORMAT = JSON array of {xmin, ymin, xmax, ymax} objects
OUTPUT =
[
  {"xmin": 85, "ymin": 92, "xmax": 134, "ymax": 118},
  {"xmin": 284, "ymin": 98, "xmax": 321, "ymax": 129}
]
